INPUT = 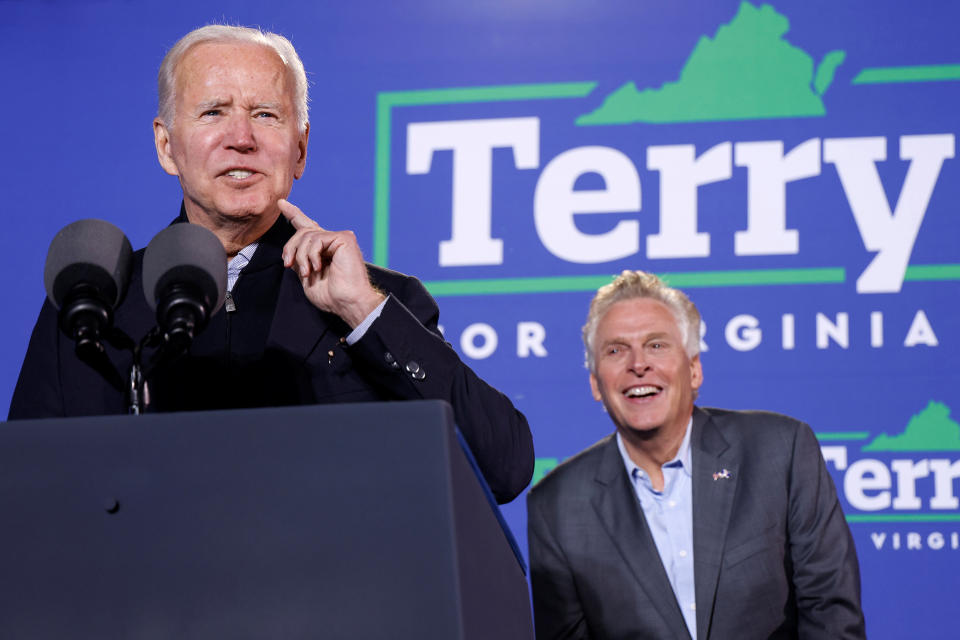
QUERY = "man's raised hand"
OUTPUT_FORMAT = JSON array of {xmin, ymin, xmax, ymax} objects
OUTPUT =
[{"xmin": 279, "ymin": 199, "xmax": 385, "ymax": 327}]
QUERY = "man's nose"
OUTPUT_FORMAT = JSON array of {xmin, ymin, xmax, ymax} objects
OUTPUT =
[
  {"xmin": 224, "ymin": 114, "xmax": 256, "ymax": 152},
  {"xmin": 628, "ymin": 352, "xmax": 649, "ymax": 375}
]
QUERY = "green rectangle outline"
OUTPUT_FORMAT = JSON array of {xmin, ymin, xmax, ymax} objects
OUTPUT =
[{"xmin": 374, "ymin": 81, "xmax": 960, "ymax": 296}]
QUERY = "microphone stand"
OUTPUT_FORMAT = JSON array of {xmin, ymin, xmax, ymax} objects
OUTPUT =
[
  {"xmin": 128, "ymin": 323, "xmax": 196, "ymax": 415},
  {"xmin": 127, "ymin": 330, "xmax": 155, "ymax": 415}
]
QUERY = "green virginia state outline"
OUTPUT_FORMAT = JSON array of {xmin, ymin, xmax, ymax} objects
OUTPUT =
[
  {"xmin": 577, "ymin": 1, "xmax": 845, "ymax": 125},
  {"xmin": 863, "ymin": 401, "xmax": 960, "ymax": 451}
]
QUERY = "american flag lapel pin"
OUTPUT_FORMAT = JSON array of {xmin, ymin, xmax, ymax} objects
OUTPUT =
[{"xmin": 712, "ymin": 468, "xmax": 732, "ymax": 481}]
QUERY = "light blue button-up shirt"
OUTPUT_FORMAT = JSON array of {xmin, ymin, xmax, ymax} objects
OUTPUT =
[
  {"xmin": 227, "ymin": 243, "xmax": 259, "ymax": 292},
  {"xmin": 617, "ymin": 419, "xmax": 697, "ymax": 639}
]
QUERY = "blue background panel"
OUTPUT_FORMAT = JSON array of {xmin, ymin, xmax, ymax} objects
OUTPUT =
[{"xmin": 3, "ymin": 2, "xmax": 958, "ymax": 636}]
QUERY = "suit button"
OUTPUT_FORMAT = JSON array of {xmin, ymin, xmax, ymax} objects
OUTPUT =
[
  {"xmin": 412, "ymin": 370, "xmax": 426, "ymax": 381},
  {"xmin": 385, "ymin": 352, "xmax": 400, "ymax": 369},
  {"xmin": 405, "ymin": 361, "xmax": 420, "ymax": 373}
]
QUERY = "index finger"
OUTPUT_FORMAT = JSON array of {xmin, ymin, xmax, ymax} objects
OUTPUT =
[{"xmin": 278, "ymin": 198, "xmax": 324, "ymax": 231}]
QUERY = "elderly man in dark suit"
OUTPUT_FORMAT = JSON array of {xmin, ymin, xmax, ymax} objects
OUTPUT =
[
  {"xmin": 527, "ymin": 270, "xmax": 865, "ymax": 638},
  {"xmin": 9, "ymin": 25, "xmax": 533, "ymax": 504}
]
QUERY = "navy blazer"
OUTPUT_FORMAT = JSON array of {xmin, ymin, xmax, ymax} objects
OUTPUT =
[
  {"xmin": 10, "ymin": 214, "xmax": 534, "ymax": 504},
  {"xmin": 527, "ymin": 407, "xmax": 866, "ymax": 639}
]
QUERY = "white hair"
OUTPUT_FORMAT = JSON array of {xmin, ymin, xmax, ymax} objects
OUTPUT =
[
  {"xmin": 582, "ymin": 270, "xmax": 701, "ymax": 373},
  {"xmin": 157, "ymin": 24, "xmax": 309, "ymax": 133}
]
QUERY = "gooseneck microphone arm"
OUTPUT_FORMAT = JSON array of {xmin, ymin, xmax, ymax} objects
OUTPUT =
[
  {"xmin": 127, "ymin": 327, "xmax": 160, "ymax": 415},
  {"xmin": 58, "ymin": 284, "xmax": 123, "ymax": 389},
  {"xmin": 155, "ymin": 282, "xmax": 210, "ymax": 353},
  {"xmin": 59, "ymin": 284, "xmax": 112, "ymax": 356}
]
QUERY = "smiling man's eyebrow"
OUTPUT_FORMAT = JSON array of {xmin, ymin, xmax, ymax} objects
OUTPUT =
[{"xmin": 643, "ymin": 331, "xmax": 671, "ymax": 342}]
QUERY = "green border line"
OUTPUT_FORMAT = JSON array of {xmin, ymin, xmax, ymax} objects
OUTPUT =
[
  {"xmin": 853, "ymin": 64, "xmax": 960, "ymax": 84},
  {"xmin": 904, "ymin": 264, "xmax": 960, "ymax": 281},
  {"xmin": 816, "ymin": 431, "xmax": 871, "ymax": 441},
  {"xmin": 416, "ymin": 261, "xmax": 960, "ymax": 298},
  {"xmin": 847, "ymin": 514, "xmax": 960, "ymax": 523},
  {"xmin": 374, "ymin": 82, "xmax": 597, "ymax": 267},
  {"xmin": 422, "ymin": 268, "xmax": 846, "ymax": 297}
]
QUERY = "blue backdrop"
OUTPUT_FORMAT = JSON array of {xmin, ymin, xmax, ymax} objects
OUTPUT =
[{"xmin": 3, "ymin": 2, "xmax": 958, "ymax": 636}]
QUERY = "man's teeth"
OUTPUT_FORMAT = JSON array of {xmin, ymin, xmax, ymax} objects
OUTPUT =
[
  {"xmin": 625, "ymin": 386, "xmax": 659, "ymax": 398},
  {"xmin": 226, "ymin": 170, "xmax": 253, "ymax": 178}
]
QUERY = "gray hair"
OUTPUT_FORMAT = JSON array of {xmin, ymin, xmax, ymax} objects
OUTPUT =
[
  {"xmin": 582, "ymin": 270, "xmax": 701, "ymax": 372},
  {"xmin": 157, "ymin": 24, "xmax": 309, "ymax": 133}
]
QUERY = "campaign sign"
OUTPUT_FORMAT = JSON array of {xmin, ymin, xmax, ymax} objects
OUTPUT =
[
  {"xmin": 377, "ymin": 4, "xmax": 958, "ymax": 637},
  {"xmin": 2, "ymin": 1, "xmax": 957, "ymax": 637}
]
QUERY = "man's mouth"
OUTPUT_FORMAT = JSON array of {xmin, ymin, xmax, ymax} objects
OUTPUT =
[
  {"xmin": 224, "ymin": 169, "xmax": 255, "ymax": 179},
  {"xmin": 624, "ymin": 385, "xmax": 660, "ymax": 399}
]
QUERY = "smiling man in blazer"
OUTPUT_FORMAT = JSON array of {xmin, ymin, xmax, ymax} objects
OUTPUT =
[
  {"xmin": 527, "ymin": 270, "xmax": 866, "ymax": 638},
  {"xmin": 9, "ymin": 25, "xmax": 533, "ymax": 504}
]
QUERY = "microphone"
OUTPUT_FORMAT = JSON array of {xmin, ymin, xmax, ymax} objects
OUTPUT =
[
  {"xmin": 142, "ymin": 223, "xmax": 227, "ymax": 353},
  {"xmin": 43, "ymin": 219, "xmax": 133, "ymax": 360}
]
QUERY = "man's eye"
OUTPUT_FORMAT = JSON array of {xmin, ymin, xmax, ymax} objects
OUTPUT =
[
  {"xmin": 255, "ymin": 111, "xmax": 277, "ymax": 119},
  {"xmin": 201, "ymin": 109, "xmax": 220, "ymax": 117}
]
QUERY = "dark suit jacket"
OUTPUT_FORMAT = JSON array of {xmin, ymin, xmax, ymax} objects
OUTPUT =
[
  {"xmin": 527, "ymin": 407, "xmax": 865, "ymax": 639},
  {"xmin": 9, "ymin": 214, "xmax": 534, "ymax": 504}
]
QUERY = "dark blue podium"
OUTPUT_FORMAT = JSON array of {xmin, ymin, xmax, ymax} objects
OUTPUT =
[{"xmin": 0, "ymin": 401, "xmax": 533, "ymax": 639}]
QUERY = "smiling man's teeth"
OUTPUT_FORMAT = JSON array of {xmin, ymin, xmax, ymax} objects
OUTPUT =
[
  {"xmin": 226, "ymin": 170, "xmax": 253, "ymax": 178},
  {"xmin": 625, "ymin": 386, "xmax": 659, "ymax": 398}
]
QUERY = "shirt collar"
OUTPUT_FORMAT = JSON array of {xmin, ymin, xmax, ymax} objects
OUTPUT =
[
  {"xmin": 616, "ymin": 415, "xmax": 694, "ymax": 481},
  {"xmin": 234, "ymin": 242, "xmax": 259, "ymax": 264},
  {"xmin": 226, "ymin": 242, "xmax": 259, "ymax": 292}
]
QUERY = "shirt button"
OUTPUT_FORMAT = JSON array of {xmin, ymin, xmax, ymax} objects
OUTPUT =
[
  {"xmin": 668, "ymin": 500, "xmax": 677, "ymax": 508},
  {"xmin": 678, "ymin": 550, "xmax": 688, "ymax": 558},
  {"xmin": 690, "ymin": 603, "xmax": 696, "ymax": 611}
]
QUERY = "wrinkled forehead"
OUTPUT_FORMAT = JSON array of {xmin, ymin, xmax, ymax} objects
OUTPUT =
[
  {"xmin": 597, "ymin": 297, "xmax": 685, "ymax": 341},
  {"xmin": 174, "ymin": 41, "xmax": 292, "ymax": 101}
]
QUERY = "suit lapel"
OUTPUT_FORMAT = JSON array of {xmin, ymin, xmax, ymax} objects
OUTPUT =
[
  {"xmin": 591, "ymin": 436, "xmax": 692, "ymax": 640},
  {"xmin": 690, "ymin": 408, "xmax": 740, "ymax": 640},
  {"xmin": 265, "ymin": 269, "xmax": 336, "ymax": 363}
]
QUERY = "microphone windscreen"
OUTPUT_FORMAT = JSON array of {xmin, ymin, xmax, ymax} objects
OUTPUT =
[
  {"xmin": 142, "ymin": 223, "xmax": 227, "ymax": 315},
  {"xmin": 43, "ymin": 219, "xmax": 133, "ymax": 310}
]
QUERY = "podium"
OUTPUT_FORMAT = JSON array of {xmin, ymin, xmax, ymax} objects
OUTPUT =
[{"xmin": 0, "ymin": 401, "xmax": 533, "ymax": 639}]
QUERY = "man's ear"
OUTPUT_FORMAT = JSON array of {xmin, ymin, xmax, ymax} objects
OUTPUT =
[
  {"xmin": 589, "ymin": 373, "xmax": 603, "ymax": 402},
  {"xmin": 690, "ymin": 354, "xmax": 703, "ymax": 392},
  {"xmin": 294, "ymin": 122, "xmax": 309, "ymax": 179},
  {"xmin": 153, "ymin": 118, "xmax": 179, "ymax": 177}
]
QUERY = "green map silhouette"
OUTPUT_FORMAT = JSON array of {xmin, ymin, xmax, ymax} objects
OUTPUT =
[
  {"xmin": 863, "ymin": 401, "xmax": 960, "ymax": 452},
  {"xmin": 577, "ymin": 2, "xmax": 845, "ymax": 125}
]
